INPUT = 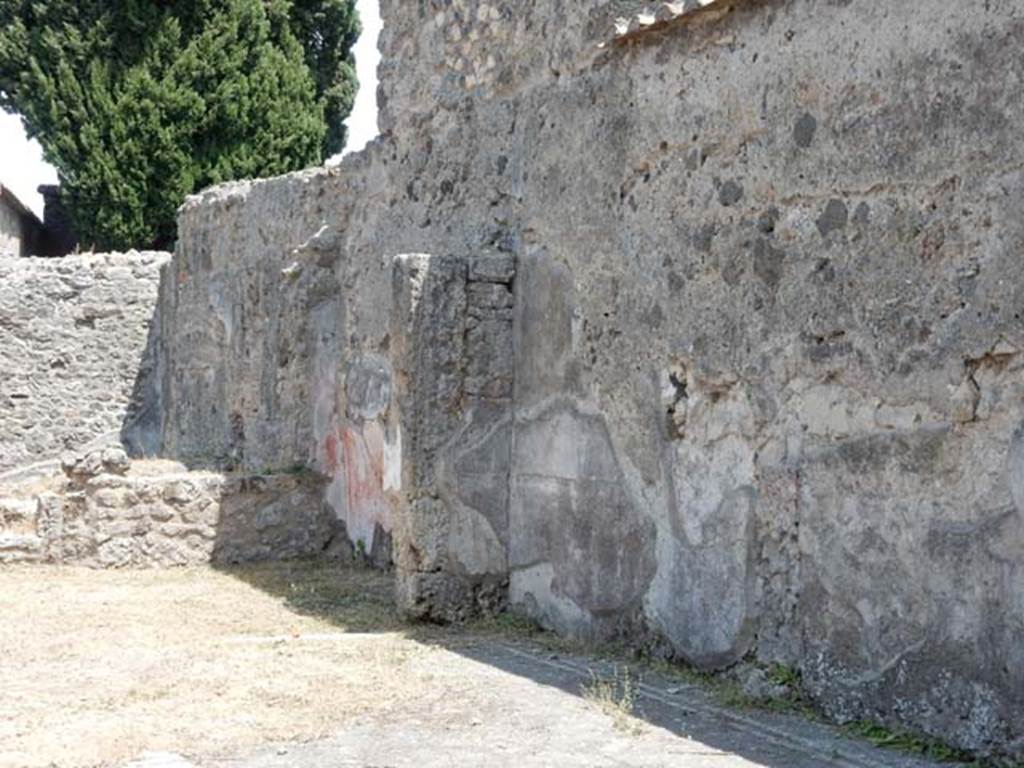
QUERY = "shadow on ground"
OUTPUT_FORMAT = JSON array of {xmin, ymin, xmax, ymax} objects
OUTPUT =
[{"xmin": 221, "ymin": 559, "xmax": 951, "ymax": 768}]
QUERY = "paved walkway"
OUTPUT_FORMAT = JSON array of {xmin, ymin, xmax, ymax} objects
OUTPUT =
[{"xmin": 126, "ymin": 643, "xmax": 945, "ymax": 768}]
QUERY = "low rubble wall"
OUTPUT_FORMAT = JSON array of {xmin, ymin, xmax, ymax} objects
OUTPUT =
[{"xmin": 0, "ymin": 450, "xmax": 342, "ymax": 568}]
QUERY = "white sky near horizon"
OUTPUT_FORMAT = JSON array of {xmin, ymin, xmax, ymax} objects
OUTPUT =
[{"xmin": 0, "ymin": 0, "xmax": 382, "ymax": 219}]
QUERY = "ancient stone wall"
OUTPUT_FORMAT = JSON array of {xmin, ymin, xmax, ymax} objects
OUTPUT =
[
  {"xmin": 0, "ymin": 449, "xmax": 339, "ymax": 567},
  {"xmin": 161, "ymin": 157, "xmax": 405, "ymax": 561},
  {"xmin": 157, "ymin": 0, "xmax": 1024, "ymax": 757},
  {"xmin": 390, "ymin": 252, "xmax": 515, "ymax": 621},
  {"xmin": 0, "ymin": 252, "xmax": 169, "ymax": 475}
]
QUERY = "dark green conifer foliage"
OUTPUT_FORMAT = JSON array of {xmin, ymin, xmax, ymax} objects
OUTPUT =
[
  {"xmin": 0, "ymin": 0, "xmax": 359, "ymax": 250},
  {"xmin": 285, "ymin": 0, "xmax": 361, "ymax": 155}
]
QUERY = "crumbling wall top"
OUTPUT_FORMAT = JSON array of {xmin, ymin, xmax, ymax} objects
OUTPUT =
[{"xmin": 608, "ymin": 0, "xmax": 727, "ymax": 43}]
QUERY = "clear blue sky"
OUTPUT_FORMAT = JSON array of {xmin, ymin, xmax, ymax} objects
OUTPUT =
[{"xmin": 0, "ymin": 0, "xmax": 381, "ymax": 219}]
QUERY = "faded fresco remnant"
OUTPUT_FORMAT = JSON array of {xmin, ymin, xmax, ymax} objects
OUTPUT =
[
  {"xmin": 2, "ymin": 0, "xmax": 1022, "ymax": 760},
  {"xmin": 151, "ymin": 0, "xmax": 1024, "ymax": 757}
]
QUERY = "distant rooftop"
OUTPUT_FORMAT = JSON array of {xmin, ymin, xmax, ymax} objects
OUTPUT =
[
  {"xmin": 0, "ymin": 183, "xmax": 44, "ymax": 230},
  {"xmin": 0, "ymin": 183, "xmax": 77, "ymax": 257}
]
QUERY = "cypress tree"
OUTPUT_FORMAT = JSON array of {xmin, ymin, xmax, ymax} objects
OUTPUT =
[{"xmin": 0, "ymin": 0, "xmax": 359, "ymax": 251}]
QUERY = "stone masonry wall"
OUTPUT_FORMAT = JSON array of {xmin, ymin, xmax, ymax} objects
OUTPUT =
[
  {"xmin": 390, "ymin": 252, "xmax": 515, "ymax": 621},
  {"xmin": 161, "ymin": 157, "xmax": 402, "ymax": 560},
  {"xmin": 159, "ymin": 0, "xmax": 1024, "ymax": 757},
  {"xmin": 0, "ymin": 449, "xmax": 339, "ymax": 568},
  {"xmin": 0, "ymin": 252, "xmax": 169, "ymax": 475}
]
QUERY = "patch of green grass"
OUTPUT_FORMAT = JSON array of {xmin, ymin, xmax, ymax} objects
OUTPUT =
[
  {"xmin": 642, "ymin": 652, "xmax": 1015, "ymax": 764},
  {"xmin": 211, "ymin": 567, "xmax": 1023, "ymax": 767},
  {"xmin": 220, "ymin": 558, "xmax": 402, "ymax": 633},
  {"xmin": 846, "ymin": 720, "xmax": 980, "ymax": 764},
  {"xmin": 644, "ymin": 656, "xmax": 718, "ymax": 688},
  {"xmin": 628, "ymin": 654, "xmax": 817, "ymax": 718},
  {"xmin": 467, "ymin": 610, "xmax": 546, "ymax": 638},
  {"xmin": 765, "ymin": 662, "xmax": 802, "ymax": 689}
]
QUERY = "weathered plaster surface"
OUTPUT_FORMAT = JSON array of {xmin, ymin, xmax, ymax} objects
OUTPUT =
[
  {"xmin": 156, "ymin": 0, "xmax": 1024, "ymax": 756},
  {"xmin": 389, "ymin": 252, "xmax": 514, "ymax": 620}
]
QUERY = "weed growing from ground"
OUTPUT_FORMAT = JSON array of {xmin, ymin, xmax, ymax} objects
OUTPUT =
[{"xmin": 581, "ymin": 665, "xmax": 643, "ymax": 736}]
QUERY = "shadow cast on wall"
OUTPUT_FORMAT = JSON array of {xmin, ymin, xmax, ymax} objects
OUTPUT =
[{"xmin": 120, "ymin": 300, "xmax": 164, "ymax": 459}]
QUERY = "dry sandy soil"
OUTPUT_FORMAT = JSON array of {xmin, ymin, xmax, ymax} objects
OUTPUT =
[
  {"xmin": 0, "ymin": 561, "xmax": 949, "ymax": 768},
  {"xmin": 0, "ymin": 562, "xmax": 433, "ymax": 767}
]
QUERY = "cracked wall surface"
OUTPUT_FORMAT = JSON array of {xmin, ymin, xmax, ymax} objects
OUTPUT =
[
  {"xmin": 390, "ymin": 252, "xmax": 515, "ymax": 620},
  {"xmin": 158, "ymin": 0, "xmax": 1024, "ymax": 757}
]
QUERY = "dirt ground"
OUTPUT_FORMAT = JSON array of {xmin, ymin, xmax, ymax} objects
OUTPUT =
[
  {"xmin": 0, "ymin": 561, "xmax": 434, "ymax": 768},
  {"xmin": 0, "ymin": 562, "xmax": 947, "ymax": 768}
]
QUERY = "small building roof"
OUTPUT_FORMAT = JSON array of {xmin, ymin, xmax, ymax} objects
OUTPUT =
[{"xmin": 0, "ymin": 183, "xmax": 43, "ymax": 229}]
